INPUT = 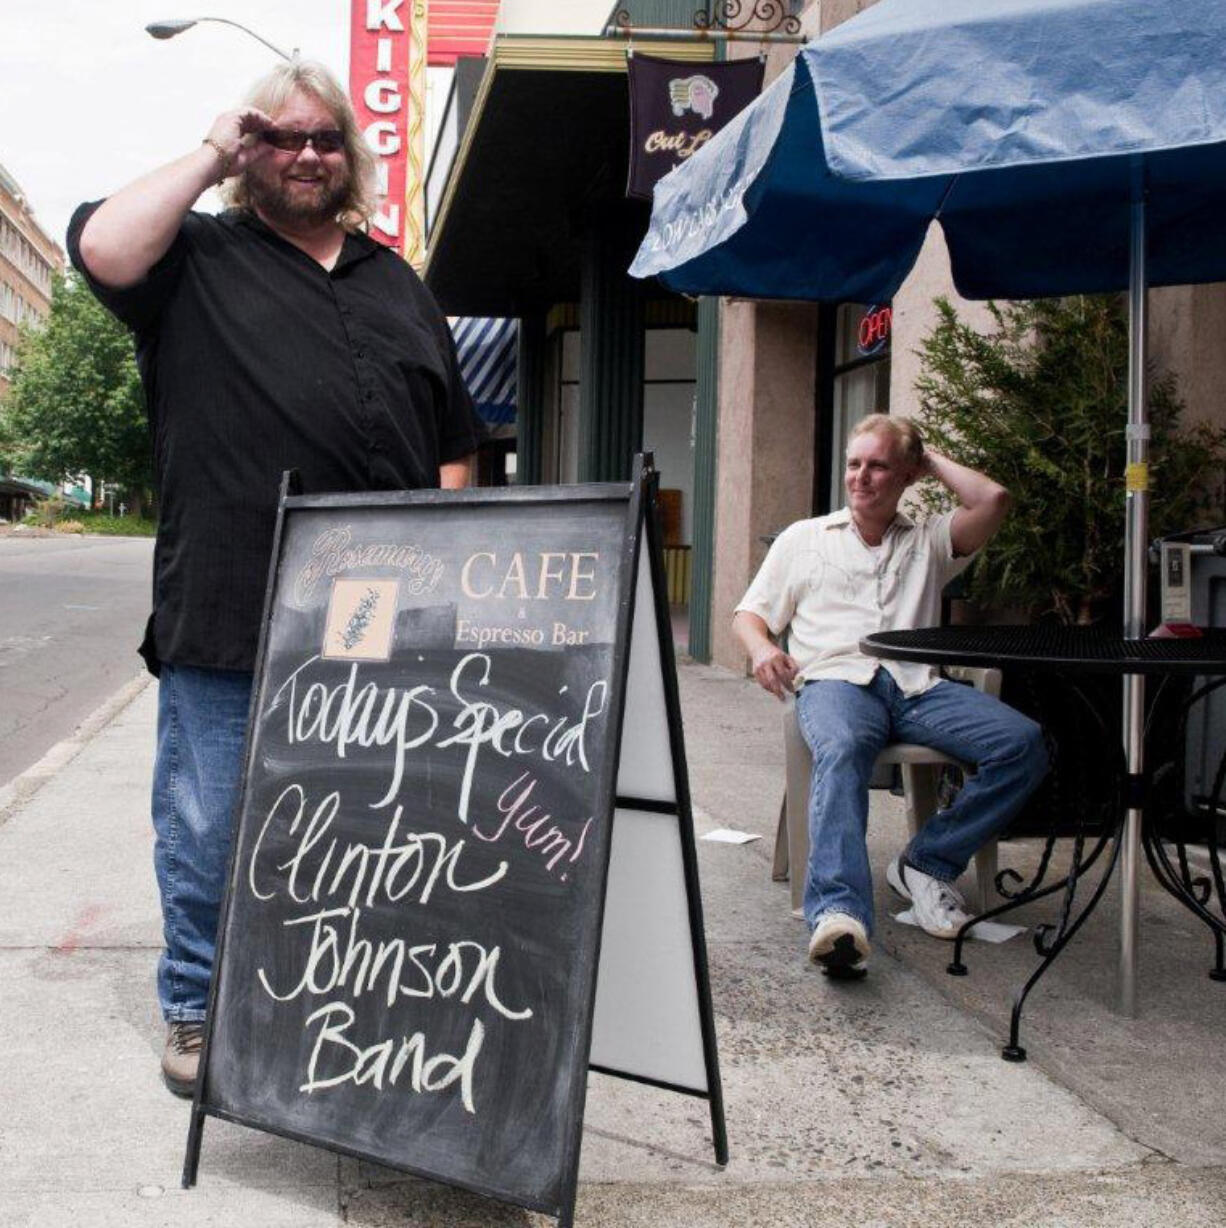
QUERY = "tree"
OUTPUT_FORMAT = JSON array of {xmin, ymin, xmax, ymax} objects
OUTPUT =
[
  {"xmin": 915, "ymin": 294, "xmax": 1226, "ymax": 624},
  {"xmin": 1, "ymin": 271, "xmax": 151, "ymax": 510}
]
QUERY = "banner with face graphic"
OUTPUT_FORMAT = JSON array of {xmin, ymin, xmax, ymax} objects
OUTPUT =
[{"xmin": 626, "ymin": 54, "xmax": 765, "ymax": 201}]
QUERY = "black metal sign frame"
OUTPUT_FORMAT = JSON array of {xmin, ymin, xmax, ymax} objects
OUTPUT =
[{"xmin": 181, "ymin": 456, "xmax": 725, "ymax": 1227}]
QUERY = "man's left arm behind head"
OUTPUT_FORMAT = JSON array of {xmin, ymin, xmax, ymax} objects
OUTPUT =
[{"xmin": 920, "ymin": 449, "xmax": 1011, "ymax": 557}]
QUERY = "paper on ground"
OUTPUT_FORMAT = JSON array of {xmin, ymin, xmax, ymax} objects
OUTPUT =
[
  {"xmin": 702, "ymin": 828, "xmax": 763, "ymax": 844},
  {"xmin": 893, "ymin": 908, "xmax": 1025, "ymax": 943}
]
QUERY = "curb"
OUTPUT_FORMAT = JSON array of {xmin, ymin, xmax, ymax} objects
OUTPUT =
[{"xmin": 0, "ymin": 672, "xmax": 153, "ymax": 827}]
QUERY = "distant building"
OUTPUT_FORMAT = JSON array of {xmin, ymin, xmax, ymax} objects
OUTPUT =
[
  {"xmin": 0, "ymin": 475, "xmax": 88, "ymax": 523},
  {"xmin": 0, "ymin": 160, "xmax": 64, "ymax": 399},
  {"xmin": 1, "ymin": 161, "xmax": 67, "ymax": 519}
]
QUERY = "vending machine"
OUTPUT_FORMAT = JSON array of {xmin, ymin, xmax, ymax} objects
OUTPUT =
[{"xmin": 1159, "ymin": 528, "xmax": 1226, "ymax": 834}]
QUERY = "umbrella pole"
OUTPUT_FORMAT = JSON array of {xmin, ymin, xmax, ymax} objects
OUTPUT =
[{"xmin": 1119, "ymin": 160, "xmax": 1148, "ymax": 1017}]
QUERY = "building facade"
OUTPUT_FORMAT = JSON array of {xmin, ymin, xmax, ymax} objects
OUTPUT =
[
  {"xmin": 425, "ymin": 0, "xmax": 1226, "ymax": 670},
  {"xmin": 424, "ymin": 0, "xmax": 715, "ymax": 645},
  {"xmin": 0, "ymin": 161, "xmax": 63, "ymax": 399}
]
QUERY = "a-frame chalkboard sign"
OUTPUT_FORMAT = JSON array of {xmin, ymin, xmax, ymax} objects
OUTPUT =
[{"xmin": 183, "ymin": 455, "xmax": 726, "ymax": 1226}]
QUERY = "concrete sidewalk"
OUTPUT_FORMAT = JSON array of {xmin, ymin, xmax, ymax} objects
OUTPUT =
[{"xmin": 0, "ymin": 664, "xmax": 1223, "ymax": 1227}]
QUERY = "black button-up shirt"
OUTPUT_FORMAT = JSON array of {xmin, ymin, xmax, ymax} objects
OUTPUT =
[{"xmin": 68, "ymin": 205, "xmax": 483, "ymax": 674}]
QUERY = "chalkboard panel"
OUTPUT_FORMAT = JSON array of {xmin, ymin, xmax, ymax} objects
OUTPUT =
[{"xmin": 199, "ymin": 490, "xmax": 635, "ymax": 1216}]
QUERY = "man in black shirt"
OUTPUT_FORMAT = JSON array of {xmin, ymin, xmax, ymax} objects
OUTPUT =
[{"xmin": 69, "ymin": 59, "xmax": 483, "ymax": 1097}]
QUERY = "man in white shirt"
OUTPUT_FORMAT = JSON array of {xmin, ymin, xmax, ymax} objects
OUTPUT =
[{"xmin": 733, "ymin": 414, "xmax": 1047, "ymax": 977}]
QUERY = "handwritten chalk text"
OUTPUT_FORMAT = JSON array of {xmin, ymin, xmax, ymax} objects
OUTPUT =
[
  {"xmin": 301, "ymin": 1001, "xmax": 484, "ymax": 1111},
  {"xmin": 248, "ymin": 784, "xmax": 509, "ymax": 909}
]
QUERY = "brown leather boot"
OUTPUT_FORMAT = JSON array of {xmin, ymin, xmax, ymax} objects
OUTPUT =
[{"xmin": 161, "ymin": 1021, "xmax": 204, "ymax": 1097}]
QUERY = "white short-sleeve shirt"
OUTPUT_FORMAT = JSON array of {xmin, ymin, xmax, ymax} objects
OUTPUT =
[{"xmin": 735, "ymin": 506, "xmax": 974, "ymax": 696}]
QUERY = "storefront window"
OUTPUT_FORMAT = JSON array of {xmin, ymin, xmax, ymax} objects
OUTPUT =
[{"xmin": 822, "ymin": 302, "xmax": 892, "ymax": 510}]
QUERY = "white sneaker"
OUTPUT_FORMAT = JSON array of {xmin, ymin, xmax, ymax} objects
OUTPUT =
[
  {"xmin": 807, "ymin": 912, "xmax": 870, "ymax": 977},
  {"xmin": 887, "ymin": 856, "xmax": 971, "ymax": 940}
]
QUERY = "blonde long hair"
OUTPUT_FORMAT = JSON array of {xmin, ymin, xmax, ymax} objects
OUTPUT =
[{"xmin": 222, "ymin": 59, "xmax": 377, "ymax": 231}]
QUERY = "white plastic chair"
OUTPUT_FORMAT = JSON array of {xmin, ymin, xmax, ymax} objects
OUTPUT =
[{"xmin": 771, "ymin": 666, "xmax": 1003, "ymax": 916}]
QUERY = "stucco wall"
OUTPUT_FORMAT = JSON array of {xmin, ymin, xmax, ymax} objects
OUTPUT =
[
  {"xmin": 818, "ymin": 0, "xmax": 878, "ymax": 34},
  {"xmin": 710, "ymin": 301, "xmax": 818, "ymax": 670},
  {"xmin": 708, "ymin": 1, "xmax": 827, "ymax": 672},
  {"xmin": 888, "ymin": 223, "xmax": 996, "ymax": 420},
  {"xmin": 1150, "ymin": 285, "xmax": 1226, "ymax": 432},
  {"xmin": 710, "ymin": 303, "xmax": 757, "ymax": 670}
]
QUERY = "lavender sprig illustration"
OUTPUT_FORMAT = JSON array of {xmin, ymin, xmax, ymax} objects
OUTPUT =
[{"xmin": 339, "ymin": 586, "xmax": 382, "ymax": 651}]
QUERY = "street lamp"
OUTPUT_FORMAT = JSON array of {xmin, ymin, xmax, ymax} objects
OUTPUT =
[{"xmin": 145, "ymin": 17, "xmax": 295, "ymax": 61}]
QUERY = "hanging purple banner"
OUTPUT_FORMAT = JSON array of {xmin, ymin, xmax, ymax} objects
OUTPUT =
[{"xmin": 626, "ymin": 54, "xmax": 765, "ymax": 201}]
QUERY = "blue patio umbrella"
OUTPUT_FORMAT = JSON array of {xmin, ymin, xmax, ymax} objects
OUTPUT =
[
  {"xmin": 631, "ymin": 0, "xmax": 1226, "ymax": 1015},
  {"xmin": 632, "ymin": 0, "xmax": 1226, "ymax": 300}
]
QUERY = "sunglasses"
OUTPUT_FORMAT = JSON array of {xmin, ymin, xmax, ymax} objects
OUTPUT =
[{"xmin": 260, "ymin": 128, "xmax": 345, "ymax": 154}]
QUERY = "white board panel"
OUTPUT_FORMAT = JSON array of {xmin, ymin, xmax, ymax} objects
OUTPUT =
[
  {"xmin": 615, "ymin": 546, "xmax": 676, "ymax": 801},
  {"xmin": 590, "ymin": 808, "xmax": 708, "ymax": 1092}
]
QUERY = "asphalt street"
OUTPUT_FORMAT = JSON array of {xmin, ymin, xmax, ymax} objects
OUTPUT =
[{"xmin": 0, "ymin": 533, "xmax": 153, "ymax": 788}]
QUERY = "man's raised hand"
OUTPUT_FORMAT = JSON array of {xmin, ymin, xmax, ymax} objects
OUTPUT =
[{"xmin": 204, "ymin": 107, "xmax": 276, "ymax": 179}]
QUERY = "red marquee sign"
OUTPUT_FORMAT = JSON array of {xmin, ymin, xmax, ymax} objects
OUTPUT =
[{"xmin": 350, "ymin": 0, "xmax": 411, "ymax": 253}]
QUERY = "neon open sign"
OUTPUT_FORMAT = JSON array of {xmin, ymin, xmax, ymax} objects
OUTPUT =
[{"xmin": 857, "ymin": 304, "xmax": 892, "ymax": 356}]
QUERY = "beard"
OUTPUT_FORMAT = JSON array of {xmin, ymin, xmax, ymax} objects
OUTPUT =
[{"xmin": 245, "ymin": 165, "xmax": 350, "ymax": 229}]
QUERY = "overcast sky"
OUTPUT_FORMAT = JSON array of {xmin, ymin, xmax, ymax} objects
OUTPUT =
[
  {"xmin": 1, "ymin": 2, "xmax": 369, "ymax": 249},
  {"xmin": 2, "ymin": 1, "xmax": 619, "ymax": 252}
]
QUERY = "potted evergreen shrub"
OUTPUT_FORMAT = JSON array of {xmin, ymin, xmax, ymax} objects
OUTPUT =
[{"xmin": 914, "ymin": 294, "xmax": 1226, "ymax": 625}]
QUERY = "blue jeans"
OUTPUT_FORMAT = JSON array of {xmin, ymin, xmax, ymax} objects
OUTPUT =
[
  {"xmin": 152, "ymin": 664, "xmax": 253, "ymax": 1021},
  {"xmin": 795, "ymin": 668, "xmax": 1048, "ymax": 934}
]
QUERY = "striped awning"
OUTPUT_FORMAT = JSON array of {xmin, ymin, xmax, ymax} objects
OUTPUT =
[
  {"xmin": 427, "ymin": 0, "xmax": 498, "ymax": 66},
  {"xmin": 450, "ymin": 316, "xmax": 517, "ymax": 427}
]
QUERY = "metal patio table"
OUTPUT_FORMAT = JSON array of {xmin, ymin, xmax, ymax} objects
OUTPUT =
[{"xmin": 861, "ymin": 625, "xmax": 1226, "ymax": 1060}]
